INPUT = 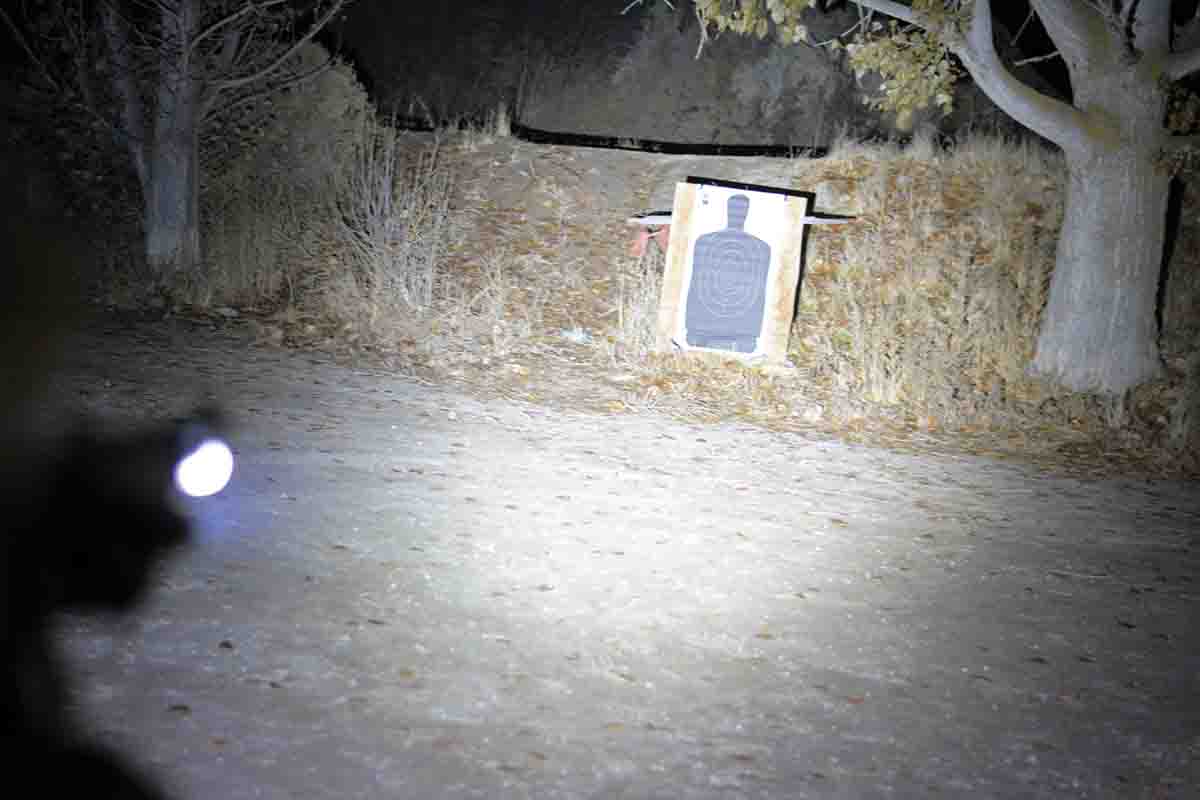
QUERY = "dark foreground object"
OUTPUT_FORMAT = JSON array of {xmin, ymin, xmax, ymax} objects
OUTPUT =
[{"xmin": 1, "ymin": 413, "xmax": 218, "ymax": 797}]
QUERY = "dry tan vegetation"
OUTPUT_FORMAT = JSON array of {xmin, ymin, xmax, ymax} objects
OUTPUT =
[
  {"xmin": 171, "ymin": 70, "xmax": 1200, "ymax": 477},
  {"xmin": 792, "ymin": 129, "xmax": 1066, "ymax": 429}
]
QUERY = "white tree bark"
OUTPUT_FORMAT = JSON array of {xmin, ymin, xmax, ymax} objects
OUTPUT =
[
  {"xmin": 851, "ymin": 0, "xmax": 1193, "ymax": 395},
  {"xmin": 1033, "ymin": 145, "xmax": 1169, "ymax": 393}
]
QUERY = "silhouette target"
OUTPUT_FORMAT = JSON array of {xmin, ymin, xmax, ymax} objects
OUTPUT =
[{"xmin": 684, "ymin": 194, "xmax": 772, "ymax": 353}]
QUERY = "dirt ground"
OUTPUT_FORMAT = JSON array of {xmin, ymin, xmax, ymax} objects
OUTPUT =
[{"xmin": 43, "ymin": 311, "xmax": 1199, "ymax": 800}]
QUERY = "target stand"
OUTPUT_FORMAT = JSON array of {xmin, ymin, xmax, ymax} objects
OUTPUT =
[{"xmin": 653, "ymin": 176, "xmax": 837, "ymax": 366}]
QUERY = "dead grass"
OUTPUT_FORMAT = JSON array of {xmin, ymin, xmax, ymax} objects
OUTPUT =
[
  {"xmin": 789, "ymin": 127, "xmax": 1066, "ymax": 430},
  {"xmin": 605, "ymin": 245, "xmax": 665, "ymax": 366},
  {"xmin": 577, "ymin": 130, "xmax": 1196, "ymax": 471},
  {"xmin": 182, "ymin": 104, "xmax": 1200, "ymax": 473},
  {"xmin": 197, "ymin": 46, "xmax": 369, "ymax": 310},
  {"xmin": 578, "ymin": 130, "xmax": 1068, "ymax": 433},
  {"xmin": 327, "ymin": 129, "xmax": 455, "ymax": 315}
]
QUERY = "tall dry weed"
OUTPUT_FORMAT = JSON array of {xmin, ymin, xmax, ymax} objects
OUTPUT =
[
  {"xmin": 332, "ymin": 123, "xmax": 454, "ymax": 313},
  {"xmin": 608, "ymin": 246, "xmax": 665, "ymax": 365},
  {"xmin": 200, "ymin": 42, "xmax": 458, "ymax": 349}
]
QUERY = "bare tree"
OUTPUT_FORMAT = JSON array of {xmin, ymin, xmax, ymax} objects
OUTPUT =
[{"xmin": 3, "ymin": 0, "xmax": 347, "ymax": 278}]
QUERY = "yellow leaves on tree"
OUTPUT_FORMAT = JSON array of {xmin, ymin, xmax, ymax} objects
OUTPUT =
[
  {"xmin": 846, "ymin": 20, "xmax": 960, "ymax": 129},
  {"xmin": 692, "ymin": 0, "xmax": 969, "ymax": 129},
  {"xmin": 693, "ymin": 0, "xmax": 810, "ymax": 44}
]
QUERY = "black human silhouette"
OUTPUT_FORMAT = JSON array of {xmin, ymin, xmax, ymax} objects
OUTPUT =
[
  {"xmin": 0, "ymin": 415, "xmax": 209, "ymax": 800},
  {"xmin": 1, "ymin": 209, "xmax": 201, "ymax": 799},
  {"xmin": 684, "ymin": 193, "xmax": 772, "ymax": 353}
]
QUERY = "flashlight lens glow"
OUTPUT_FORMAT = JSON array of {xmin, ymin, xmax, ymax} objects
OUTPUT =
[{"xmin": 174, "ymin": 438, "xmax": 234, "ymax": 497}]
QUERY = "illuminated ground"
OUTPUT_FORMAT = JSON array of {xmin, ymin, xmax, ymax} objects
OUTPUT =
[{"xmin": 54, "ymin": 317, "xmax": 1198, "ymax": 799}]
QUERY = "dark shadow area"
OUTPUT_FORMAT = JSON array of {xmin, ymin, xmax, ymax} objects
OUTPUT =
[
  {"xmin": 388, "ymin": 117, "xmax": 832, "ymax": 158},
  {"xmin": 0, "ymin": 173, "xmax": 223, "ymax": 799},
  {"xmin": 510, "ymin": 122, "xmax": 829, "ymax": 158},
  {"xmin": 1158, "ymin": 176, "xmax": 1183, "ymax": 337}
]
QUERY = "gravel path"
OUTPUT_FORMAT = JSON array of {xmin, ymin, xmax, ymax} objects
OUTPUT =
[{"xmin": 51, "ymin": 318, "xmax": 1200, "ymax": 799}]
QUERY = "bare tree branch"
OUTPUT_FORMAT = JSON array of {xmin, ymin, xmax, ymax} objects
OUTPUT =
[
  {"xmin": 844, "ymin": 0, "xmax": 918, "ymax": 27},
  {"xmin": 101, "ymin": 2, "xmax": 149, "ymax": 192},
  {"xmin": 211, "ymin": 27, "xmax": 242, "ymax": 75},
  {"xmin": 205, "ymin": 56, "xmax": 336, "ymax": 121},
  {"xmin": 1131, "ymin": 0, "xmax": 1171, "ymax": 57},
  {"xmin": 1028, "ymin": 0, "xmax": 1112, "ymax": 79},
  {"xmin": 813, "ymin": 17, "xmax": 865, "ymax": 48},
  {"xmin": 1011, "ymin": 7, "xmax": 1036, "ymax": 46},
  {"xmin": 189, "ymin": 0, "xmax": 288, "ymax": 58},
  {"xmin": 1164, "ymin": 45, "xmax": 1200, "ymax": 79},
  {"xmin": 1163, "ymin": 0, "xmax": 1200, "ymax": 81},
  {"xmin": 2, "ymin": 0, "xmax": 157, "ymax": 159},
  {"xmin": 838, "ymin": 1, "xmax": 1087, "ymax": 148},
  {"xmin": 211, "ymin": 0, "xmax": 346, "ymax": 93},
  {"xmin": 1013, "ymin": 51, "xmax": 1062, "ymax": 67},
  {"xmin": 0, "ymin": 6, "xmax": 63, "ymax": 93},
  {"xmin": 952, "ymin": 0, "xmax": 1090, "ymax": 150},
  {"xmin": 622, "ymin": 0, "xmax": 674, "ymax": 13},
  {"xmin": 102, "ymin": 0, "xmax": 170, "ymax": 54}
]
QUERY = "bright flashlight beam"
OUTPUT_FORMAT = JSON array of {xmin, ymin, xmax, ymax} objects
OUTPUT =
[{"xmin": 174, "ymin": 437, "xmax": 234, "ymax": 498}]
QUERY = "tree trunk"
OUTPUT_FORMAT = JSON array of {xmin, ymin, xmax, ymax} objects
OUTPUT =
[
  {"xmin": 144, "ymin": 0, "xmax": 202, "ymax": 279},
  {"xmin": 1029, "ymin": 146, "xmax": 1168, "ymax": 395},
  {"xmin": 1016, "ymin": 19, "xmax": 1174, "ymax": 399},
  {"xmin": 926, "ymin": 0, "xmax": 1177, "ymax": 399},
  {"xmin": 144, "ymin": 124, "xmax": 201, "ymax": 278}
]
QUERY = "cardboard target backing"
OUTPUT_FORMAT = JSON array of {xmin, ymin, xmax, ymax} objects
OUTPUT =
[{"xmin": 656, "ymin": 177, "xmax": 813, "ymax": 365}]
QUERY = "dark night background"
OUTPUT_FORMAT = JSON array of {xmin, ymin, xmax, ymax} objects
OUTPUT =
[{"xmin": 2, "ymin": 4, "xmax": 1199, "ymax": 799}]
